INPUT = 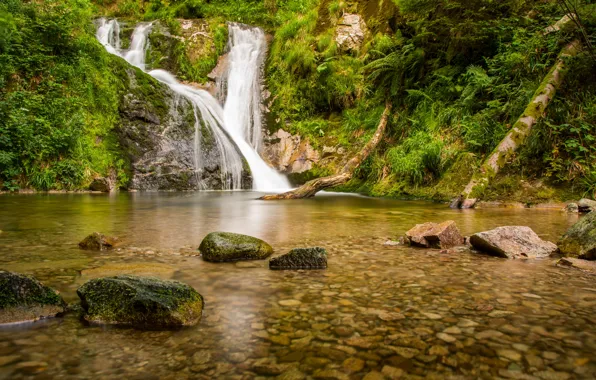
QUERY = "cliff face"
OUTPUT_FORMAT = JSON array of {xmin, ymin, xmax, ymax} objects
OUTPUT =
[{"xmin": 115, "ymin": 60, "xmax": 250, "ymax": 191}]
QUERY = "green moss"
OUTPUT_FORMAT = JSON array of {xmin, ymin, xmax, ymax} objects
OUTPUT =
[
  {"xmin": 77, "ymin": 275, "xmax": 204, "ymax": 328},
  {"xmin": 199, "ymin": 232, "xmax": 273, "ymax": 262},
  {"xmin": 0, "ymin": 271, "xmax": 65, "ymax": 310}
]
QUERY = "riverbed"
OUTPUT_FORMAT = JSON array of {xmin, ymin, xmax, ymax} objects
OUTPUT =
[{"xmin": 0, "ymin": 192, "xmax": 594, "ymax": 379}]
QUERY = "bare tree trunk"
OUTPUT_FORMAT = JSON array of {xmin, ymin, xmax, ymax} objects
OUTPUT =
[
  {"xmin": 453, "ymin": 40, "xmax": 582, "ymax": 209},
  {"xmin": 260, "ymin": 101, "xmax": 392, "ymax": 200}
]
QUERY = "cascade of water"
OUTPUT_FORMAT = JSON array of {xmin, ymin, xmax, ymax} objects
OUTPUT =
[
  {"xmin": 221, "ymin": 24, "xmax": 291, "ymax": 191},
  {"xmin": 96, "ymin": 18, "xmax": 290, "ymax": 191}
]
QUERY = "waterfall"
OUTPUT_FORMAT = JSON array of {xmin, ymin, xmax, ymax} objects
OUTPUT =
[
  {"xmin": 220, "ymin": 23, "xmax": 290, "ymax": 191},
  {"xmin": 95, "ymin": 19, "xmax": 290, "ymax": 192}
]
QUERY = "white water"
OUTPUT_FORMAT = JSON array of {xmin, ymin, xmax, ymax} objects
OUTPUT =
[
  {"xmin": 95, "ymin": 19, "xmax": 289, "ymax": 191},
  {"xmin": 220, "ymin": 24, "xmax": 290, "ymax": 191}
]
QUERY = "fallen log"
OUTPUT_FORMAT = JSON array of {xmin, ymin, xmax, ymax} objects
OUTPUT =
[
  {"xmin": 452, "ymin": 40, "xmax": 582, "ymax": 209},
  {"xmin": 260, "ymin": 101, "xmax": 392, "ymax": 200}
]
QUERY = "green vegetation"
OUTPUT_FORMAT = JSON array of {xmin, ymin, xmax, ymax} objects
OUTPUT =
[{"xmin": 0, "ymin": 0, "xmax": 594, "ymax": 201}]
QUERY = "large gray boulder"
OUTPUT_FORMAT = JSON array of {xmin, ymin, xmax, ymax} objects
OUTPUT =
[
  {"xmin": 269, "ymin": 247, "xmax": 328, "ymax": 270},
  {"xmin": 578, "ymin": 198, "xmax": 596, "ymax": 213},
  {"xmin": 558, "ymin": 211, "xmax": 596, "ymax": 260},
  {"xmin": 0, "ymin": 271, "xmax": 66, "ymax": 324},
  {"xmin": 199, "ymin": 232, "xmax": 273, "ymax": 262},
  {"xmin": 77, "ymin": 275, "xmax": 204, "ymax": 328},
  {"xmin": 405, "ymin": 220, "xmax": 465, "ymax": 249},
  {"xmin": 469, "ymin": 226, "xmax": 557, "ymax": 259}
]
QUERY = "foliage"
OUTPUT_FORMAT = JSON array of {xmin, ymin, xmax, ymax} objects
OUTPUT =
[{"xmin": 0, "ymin": 0, "xmax": 128, "ymax": 191}]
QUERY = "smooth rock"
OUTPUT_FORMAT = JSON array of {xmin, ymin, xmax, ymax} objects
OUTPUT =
[
  {"xmin": 557, "ymin": 257, "xmax": 596, "ymax": 273},
  {"xmin": 578, "ymin": 198, "xmax": 596, "ymax": 213},
  {"xmin": 405, "ymin": 220, "xmax": 464, "ymax": 249},
  {"xmin": 77, "ymin": 275, "xmax": 203, "ymax": 328},
  {"xmin": 89, "ymin": 177, "xmax": 113, "ymax": 192},
  {"xmin": 78, "ymin": 232, "xmax": 119, "ymax": 251},
  {"xmin": 0, "ymin": 270, "xmax": 65, "ymax": 324},
  {"xmin": 199, "ymin": 232, "xmax": 273, "ymax": 262},
  {"xmin": 469, "ymin": 226, "xmax": 557, "ymax": 259},
  {"xmin": 558, "ymin": 211, "xmax": 596, "ymax": 260},
  {"xmin": 269, "ymin": 247, "xmax": 327, "ymax": 270}
]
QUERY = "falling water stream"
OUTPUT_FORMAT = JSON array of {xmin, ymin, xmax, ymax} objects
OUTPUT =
[{"xmin": 95, "ymin": 19, "xmax": 289, "ymax": 191}]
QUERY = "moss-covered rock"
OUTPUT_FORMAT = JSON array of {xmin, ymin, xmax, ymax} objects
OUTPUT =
[
  {"xmin": 77, "ymin": 275, "xmax": 204, "ymax": 328},
  {"xmin": 269, "ymin": 247, "xmax": 328, "ymax": 270},
  {"xmin": 0, "ymin": 271, "xmax": 66, "ymax": 324},
  {"xmin": 199, "ymin": 232, "xmax": 273, "ymax": 262},
  {"xmin": 78, "ymin": 232, "xmax": 119, "ymax": 251},
  {"xmin": 558, "ymin": 212, "xmax": 596, "ymax": 260}
]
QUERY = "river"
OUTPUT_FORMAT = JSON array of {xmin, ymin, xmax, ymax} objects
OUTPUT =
[{"xmin": 0, "ymin": 193, "xmax": 594, "ymax": 379}]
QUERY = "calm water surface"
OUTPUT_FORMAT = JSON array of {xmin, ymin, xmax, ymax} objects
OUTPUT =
[{"xmin": 0, "ymin": 192, "xmax": 594, "ymax": 379}]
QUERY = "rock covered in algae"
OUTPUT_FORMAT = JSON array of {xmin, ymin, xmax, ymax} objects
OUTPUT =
[
  {"xmin": 470, "ymin": 226, "xmax": 557, "ymax": 259},
  {"xmin": 269, "ymin": 247, "xmax": 328, "ymax": 270},
  {"xmin": 78, "ymin": 232, "xmax": 119, "ymax": 251},
  {"xmin": 199, "ymin": 232, "xmax": 273, "ymax": 262},
  {"xmin": 0, "ymin": 270, "xmax": 66, "ymax": 324},
  {"xmin": 558, "ymin": 211, "xmax": 596, "ymax": 260},
  {"xmin": 77, "ymin": 275, "xmax": 204, "ymax": 328},
  {"xmin": 405, "ymin": 220, "xmax": 464, "ymax": 249}
]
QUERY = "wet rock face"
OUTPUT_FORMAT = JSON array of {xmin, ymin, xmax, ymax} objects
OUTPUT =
[
  {"xmin": 269, "ymin": 247, "xmax": 328, "ymax": 270},
  {"xmin": 405, "ymin": 221, "xmax": 465, "ymax": 249},
  {"xmin": 77, "ymin": 275, "xmax": 204, "ymax": 328},
  {"xmin": 116, "ymin": 66, "xmax": 251, "ymax": 191},
  {"xmin": 89, "ymin": 177, "xmax": 113, "ymax": 192},
  {"xmin": 261, "ymin": 129, "xmax": 320, "ymax": 174},
  {"xmin": 0, "ymin": 271, "xmax": 66, "ymax": 324},
  {"xmin": 78, "ymin": 232, "xmax": 119, "ymax": 251},
  {"xmin": 199, "ymin": 232, "xmax": 273, "ymax": 262},
  {"xmin": 558, "ymin": 211, "xmax": 596, "ymax": 260},
  {"xmin": 469, "ymin": 226, "xmax": 558, "ymax": 259},
  {"xmin": 335, "ymin": 14, "xmax": 368, "ymax": 52}
]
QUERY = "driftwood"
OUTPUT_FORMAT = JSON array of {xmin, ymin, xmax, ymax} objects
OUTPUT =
[
  {"xmin": 452, "ymin": 40, "xmax": 582, "ymax": 209},
  {"xmin": 260, "ymin": 101, "xmax": 392, "ymax": 200}
]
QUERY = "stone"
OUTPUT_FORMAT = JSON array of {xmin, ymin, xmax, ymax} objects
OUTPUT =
[
  {"xmin": 405, "ymin": 221, "xmax": 464, "ymax": 249},
  {"xmin": 269, "ymin": 247, "xmax": 327, "ymax": 270},
  {"xmin": 381, "ymin": 365, "xmax": 403, "ymax": 379},
  {"xmin": 565, "ymin": 203, "xmax": 579, "ymax": 213},
  {"xmin": 557, "ymin": 257, "xmax": 596, "ymax": 273},
  {"xmin": 558, "ymin": 211, "xmax": 596, "ymax": 260},
  {"xmin": 335, "ymin": 14, "xmax": 367, "ymax": 52},
  {"xmin": 436, "ymin": 333, "xmax": 456, "ymax": 343},
  {"xmin": 342, "ymin": 357, "xmax": 365, "ymax": 373},
  {"xmin": 428, "ymin": 345, "xmax": 449, "ymax": 356},
  {"xmin": 77, "ymin": 275, "xmax": 203, "ymax": 328},
  {"xmin": 277, "ymin": 368, "xmax": 307, "ymax": 380},
  {"xmin": 278, "ymin": 299, "xmax": 301, "ymax": 307},
  {"xmin": 261, "ymin": 128, "xmax": 320, "ymax": 174},
  {"xmin": 578, "ymin": 198, "xmax": 596, "ymax": 213},
  {"xmin": 313, "ymin": 369, "xmax": 349, "ymax": 380},
  {"xmin": 469, "ymin": 226, "xmax": 557, "ymax": 259},
  {"xmin": 363, "ymin": 371, "xmax": 385, "ymax": 380},
  {"xmin": 0, "ymin": 271, "xmax": 65, "ymax": 324},
  {"xmin": 89, "ymin": 177, "xmax": 113, "ymax": 192},
  {"xmin": 199, "ymin": 232, "xmax": 273, "ymax": 262},
  {"xmin": 78, "ymin": 232, "xmax": 119, "ymax": 251},
  {"xmin": 498, "ymin": 350, "xmax": 522, "ymax": 362}
]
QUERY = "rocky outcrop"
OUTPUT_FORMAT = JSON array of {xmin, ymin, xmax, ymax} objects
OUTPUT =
[
  {"xmin": 261, "ymin": 129, "xmax": 320, "ymax": 173},
  {"xmin": 115, "ymin": 62, "xmax": 250, "ymax": 190},
  {"xmin": 77, "ymin": 275, "xmax": 204, "ymax": 328},
  {"xmin": 335, "ymin": 14, "xmax": 368, "ymax": 52},
  {"xmin": 79, "ymin": 232, "xmax": 119, "ymax": 251},
  {"xmin": 469, "ymin": 226, "xmax": 558, "ymax": 259},
  {"xmin": 269, "ymin": 247, "xmax": 328, "ymax": 270},
  {"xmin": 89, "ymin": 177, "xmax": 113, "ymax": 192},
  {"xmin": 405, "ymin": 221, "xmax": 465, "ymax": 249},
  {"xmin": 558, "ymin": 211, "xmax": 596, "ymax": 260},
  {"xmin": 0, "ymin": 271, "xmax": 66, "ymax": 324},
  {"xmin": 578, "ymin": 198, "xmax": 596, "ymax": 213},
  {"xmin": 199, "ymin": 232, "xmax": 273, "ymax": 262}
]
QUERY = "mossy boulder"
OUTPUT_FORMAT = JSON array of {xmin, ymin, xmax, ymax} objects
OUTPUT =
[
  {"xmin": 558, "ymin": 212, "xmax": 596, "ymax": 260},
  {"xmin": 0, "ymin": 271, "xmax": 66, "ymax": 324},
  {"xmin": 199, "ymin": 232, "xmax": 273, "ymax": 262},
  {"xmin": 77, "ymin": 275, "xmax": 204, "ymax": 328},
  {"xmin": 78, "ymin": 232, "xmax": 119, "ymax": 251},
  {"xmin": 269, "ymin": 247, "xmax": 328, "ymax": 270}
]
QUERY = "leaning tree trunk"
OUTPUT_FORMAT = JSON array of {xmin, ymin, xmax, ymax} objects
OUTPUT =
[
  {"xmin": 452, "ymin": 40, "xmax": 581, "ymax": 209},
  {"xmin": 260, "ymin": 101, "xmax": 392, "ymax": 200}
]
